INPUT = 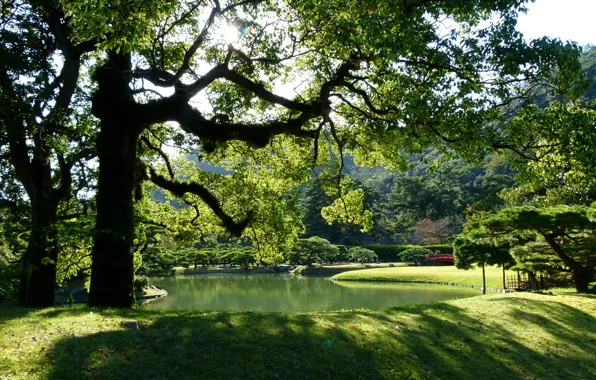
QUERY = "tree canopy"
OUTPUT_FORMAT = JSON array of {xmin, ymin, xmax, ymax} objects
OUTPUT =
[
  {"xmin": 461, "ymin": 205, "xmax": 596, "ymax": 292},
  {"xmin": 1, "ymin": 0, "xmax": 591, "ymax": 307}
]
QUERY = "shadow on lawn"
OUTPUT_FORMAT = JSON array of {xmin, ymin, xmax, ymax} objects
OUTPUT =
[
  {"xmin": 42, "ymin": 310, "xmax": 384, "ymax": 380},
  {"xmin": 10, "ymin": 295, "xmax": 595, "ymax": 380}
]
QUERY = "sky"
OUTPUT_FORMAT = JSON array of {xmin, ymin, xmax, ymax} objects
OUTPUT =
[{"xmin": 517, "ymin": 0, "xmax": 595, "ymax": 46}]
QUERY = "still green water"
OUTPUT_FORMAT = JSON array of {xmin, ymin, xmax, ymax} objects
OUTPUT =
[{"xmin": 144, "ymin": 274, "xmax": 480, "ymax": 312}]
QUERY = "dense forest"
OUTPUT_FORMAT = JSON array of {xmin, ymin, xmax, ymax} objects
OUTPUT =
[{"xmin": 301, "ymin": 151, "xmax": 516, "ymax": 245}]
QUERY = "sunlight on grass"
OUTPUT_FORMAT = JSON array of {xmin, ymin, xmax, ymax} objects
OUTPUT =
[
  {"xmin": 331, "ymin": 265, "xmax": 516, "ymax": 289},
  {"xmin": 1, "ymin": 293, "xmax": 595, "ymax": 379}
]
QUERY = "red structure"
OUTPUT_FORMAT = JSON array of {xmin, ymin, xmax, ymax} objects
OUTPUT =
[{"xmin": 426, "ymin": 254, "xmax": 454, "ymax": 265}]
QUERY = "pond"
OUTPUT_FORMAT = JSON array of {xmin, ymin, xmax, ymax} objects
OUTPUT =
[{"xmin": 144, "ymin": 274, "xmax": 480, "ymax": 312}]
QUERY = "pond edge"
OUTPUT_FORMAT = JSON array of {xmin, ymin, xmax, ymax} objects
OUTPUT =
[{"xmin": 331, "ymin": 278, "xmax": 513, "ymax": 293}]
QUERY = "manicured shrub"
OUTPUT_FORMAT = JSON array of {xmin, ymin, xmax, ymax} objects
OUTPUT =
[
  {"xmin": 357, "ymin": 244, "xmax": 453, "ymax": 262},
  {"xmin": 287, "ymin": 237, "xmax": 339, "ymax": 265},
  {"xmin": 348, "ymin": 247, "xmax": 378, "ymax": 263},
  {"xmin": 399, "ymin": 247, "xmax": 434, "ymax": 265}
]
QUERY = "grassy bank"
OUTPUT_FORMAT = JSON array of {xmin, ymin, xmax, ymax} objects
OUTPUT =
[
  {"xmin": 293, "ymin": 262, "xmax": 409, "ymax": 276},
  {"xmin": 1, "ymin": 293, "xmax": 595, "ymax": 379},
  {"xmin": 331, "ymin": 266, "xmax": 516, "ymax": 289}
]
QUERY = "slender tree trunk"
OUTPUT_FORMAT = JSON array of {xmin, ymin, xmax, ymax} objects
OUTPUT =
[
  {"xmin": 482, "ymin": 262, "xmax": 486, "ymax": 295},
  {"xmin": 19, "ymin": 201, "xmax": 59, "ymax": 306},
  {"xmin": 502, "ymin": 264, "xmax": 506, "ymax": 289},
  {"xmin": 88, "ymin": 52, "xmax": 139, "ymax": 307},
  {"xmin": 528, "ymin": 271, "xmax": 537, "ymax": 290}
]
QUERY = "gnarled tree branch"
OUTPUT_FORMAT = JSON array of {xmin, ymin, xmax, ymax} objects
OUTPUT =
[{"xmin": 148, "ymin": 168, "xmax": 252, "ymax": 236}]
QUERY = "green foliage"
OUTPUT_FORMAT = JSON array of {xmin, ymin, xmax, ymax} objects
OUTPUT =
[
  {"xmin": 501, "ymin": 103, "xmax": 596, "ymax": 205},
  {"xmin": 217, "ymin": 245, "xmax": 256, "ymax": 269},
  {"xmin": 300, "ymin": 150, "xmax": 517, "ymax": 247},
  {"xmin": 139, "ymin": 140, "xmax": 309, "ymax": 266},
  {"xmin": 141, "ymin": 246, "xmax": 177, "ymax": 273},
  {"xmin": 399, "ymin": 247, "xmax": 433, "ymax": 264},
  {"xmin": 321, "ymin": 178, "xmax": 373, "ymax": 233},
  {"xmin": 423, "ymin": 244, "xmax": 454, "ymax": 254},
  {"xmin": 61, "ymin": 0, "xmax": 179, "ymax": 52},
  {"xmin": 133, "ymin": 276, "xmax": 149, "ymax": 292},
  {"xmin": 462, "ymin": 205, "xmax": 596, "ymax": 291},
  {"xmin": 347, "ymin": 247, "xmax": 378, "ymax": 263},
  {"xmin": 301, "ymin": 174, "xmax": 394, "ymax": 246},
  {"xmin": 589, "ymin": 202, "xmax": 596, "ymax": 222},
  {"xmin": 5, "ymin": 0, "xmax": 592, "ymax": 306},
  {"xmin": 287, "ymin": 236, "xmax": 339, "ymax": 265},
  {"xmin": 509, "ymin": 241, "xmax": 568, "ymax": 275},
  {"xmin": 336, "ymin": 245, "xmax": 349, "ymax": 261},
  {"xmin": 357, "ymin": 244, "xmax": 407, "ymax": 262},
  {"xmin": 358, "ymin": 244, "xmax": 453, "ymax": 262},
  {"xmin": 452, "ymin": 236, "xmax": 513, "ymax": 270},
  {"xmin": 55, "ymin": 216, "xmax": 94, "ymax": 287},
  {"xmin": 0, "ymin": 264, "xmax": 20, "ymax": 304},
  {"xmin": 388, "ymin": 153, "xmax": 516, "ymax": 227},
  {"xmin": 0, "ymin": 216, "xmax": 27, "ymax": 302}
]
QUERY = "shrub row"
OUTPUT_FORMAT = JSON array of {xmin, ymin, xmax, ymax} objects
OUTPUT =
[{"xmin": 355, "ymin": 244, "xmax": 453, "ymax": 262}]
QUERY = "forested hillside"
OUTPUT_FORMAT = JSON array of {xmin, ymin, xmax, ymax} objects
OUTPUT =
[{"xmin": 301, "ymin": 151, "xmax": 516, "ymax": 245}]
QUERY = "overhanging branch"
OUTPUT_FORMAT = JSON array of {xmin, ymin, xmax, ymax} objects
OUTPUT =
[{"xmin": 148, "ymin": 168, "xmax": 252, "ymax": 236}]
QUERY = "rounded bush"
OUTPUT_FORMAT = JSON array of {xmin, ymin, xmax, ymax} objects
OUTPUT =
[{"xmin": 399, "ymin": 247, "xmax": 434, "ymax": 263}]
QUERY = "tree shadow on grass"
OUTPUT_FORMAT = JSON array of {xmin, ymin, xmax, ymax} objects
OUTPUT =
[
  {"xmin": 7, "ymin": 295, "xmax": 596, "ymax": 379},
  {"xmin": 44, "ymin": 311, "xmax": 383, "ymax": 380},
  {"xmin": 307, "ymin": 296, "xmax": 596, "ymax": 379}
]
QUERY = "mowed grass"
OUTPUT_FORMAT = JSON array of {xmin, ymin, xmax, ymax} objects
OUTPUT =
[
  {"xmin": 332, "ymin": 266, "xmax": 515, "ymax": 289},
  {"xmin": 1, "ymin": 292, "xmax": 595, "ymax": 379},
  {"xmin": 322, "ymin": 263, "xmax": 409, "ymax": 269},
  {"xmin": 299, "ymin": 262, "xmax": 410, "ymax": 276}
]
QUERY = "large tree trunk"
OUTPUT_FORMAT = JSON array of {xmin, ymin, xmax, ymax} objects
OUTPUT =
[
  {"xmin": 88, "ymin": 52, "xmax": 139, "ymax": 307},
  {"xmin": 19, "ymin": 201, "xmax": 59, "ymax": 306},
  {"xmin": 88, "ymin": 125, "xmax": 139, "ymax": 307}
]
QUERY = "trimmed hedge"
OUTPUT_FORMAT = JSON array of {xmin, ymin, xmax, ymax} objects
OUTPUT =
[
  {"xmin": 356, "ymin": 244, "xmax": 453, "ymax": 262},
  {"xmin": 423, "ymin": 244, "xmax": 453, "ymax": 254}
]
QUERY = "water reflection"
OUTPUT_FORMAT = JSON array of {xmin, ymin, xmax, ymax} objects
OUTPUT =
[{"xmin": 144, "ymin": 274, "xmax": 480, "ymax": 312}]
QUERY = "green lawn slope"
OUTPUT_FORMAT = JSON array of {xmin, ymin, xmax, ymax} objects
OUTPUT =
[
  {"xmin": 1, "ymin": 292, "xmax": 595, "ymax": 379},
  {"xmin": 331, "ymin": 266, "xmax": 515, "ymax": 289}
]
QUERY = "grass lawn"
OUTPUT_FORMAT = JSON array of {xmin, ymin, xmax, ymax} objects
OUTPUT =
[
  {"xmin": 331, "ymin": 266, "xmax": 516, "ymax": 289},
  {"xmin": 295, "ymin": 262, "xmax": 409, "ymax": 276},
  {"xmin": 1, "ymin": 292, "xmax": 595, "ymax": 379},
  {"xmin": 322, "ymin": 263, "xmax": 408, "ymax": 269}
]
